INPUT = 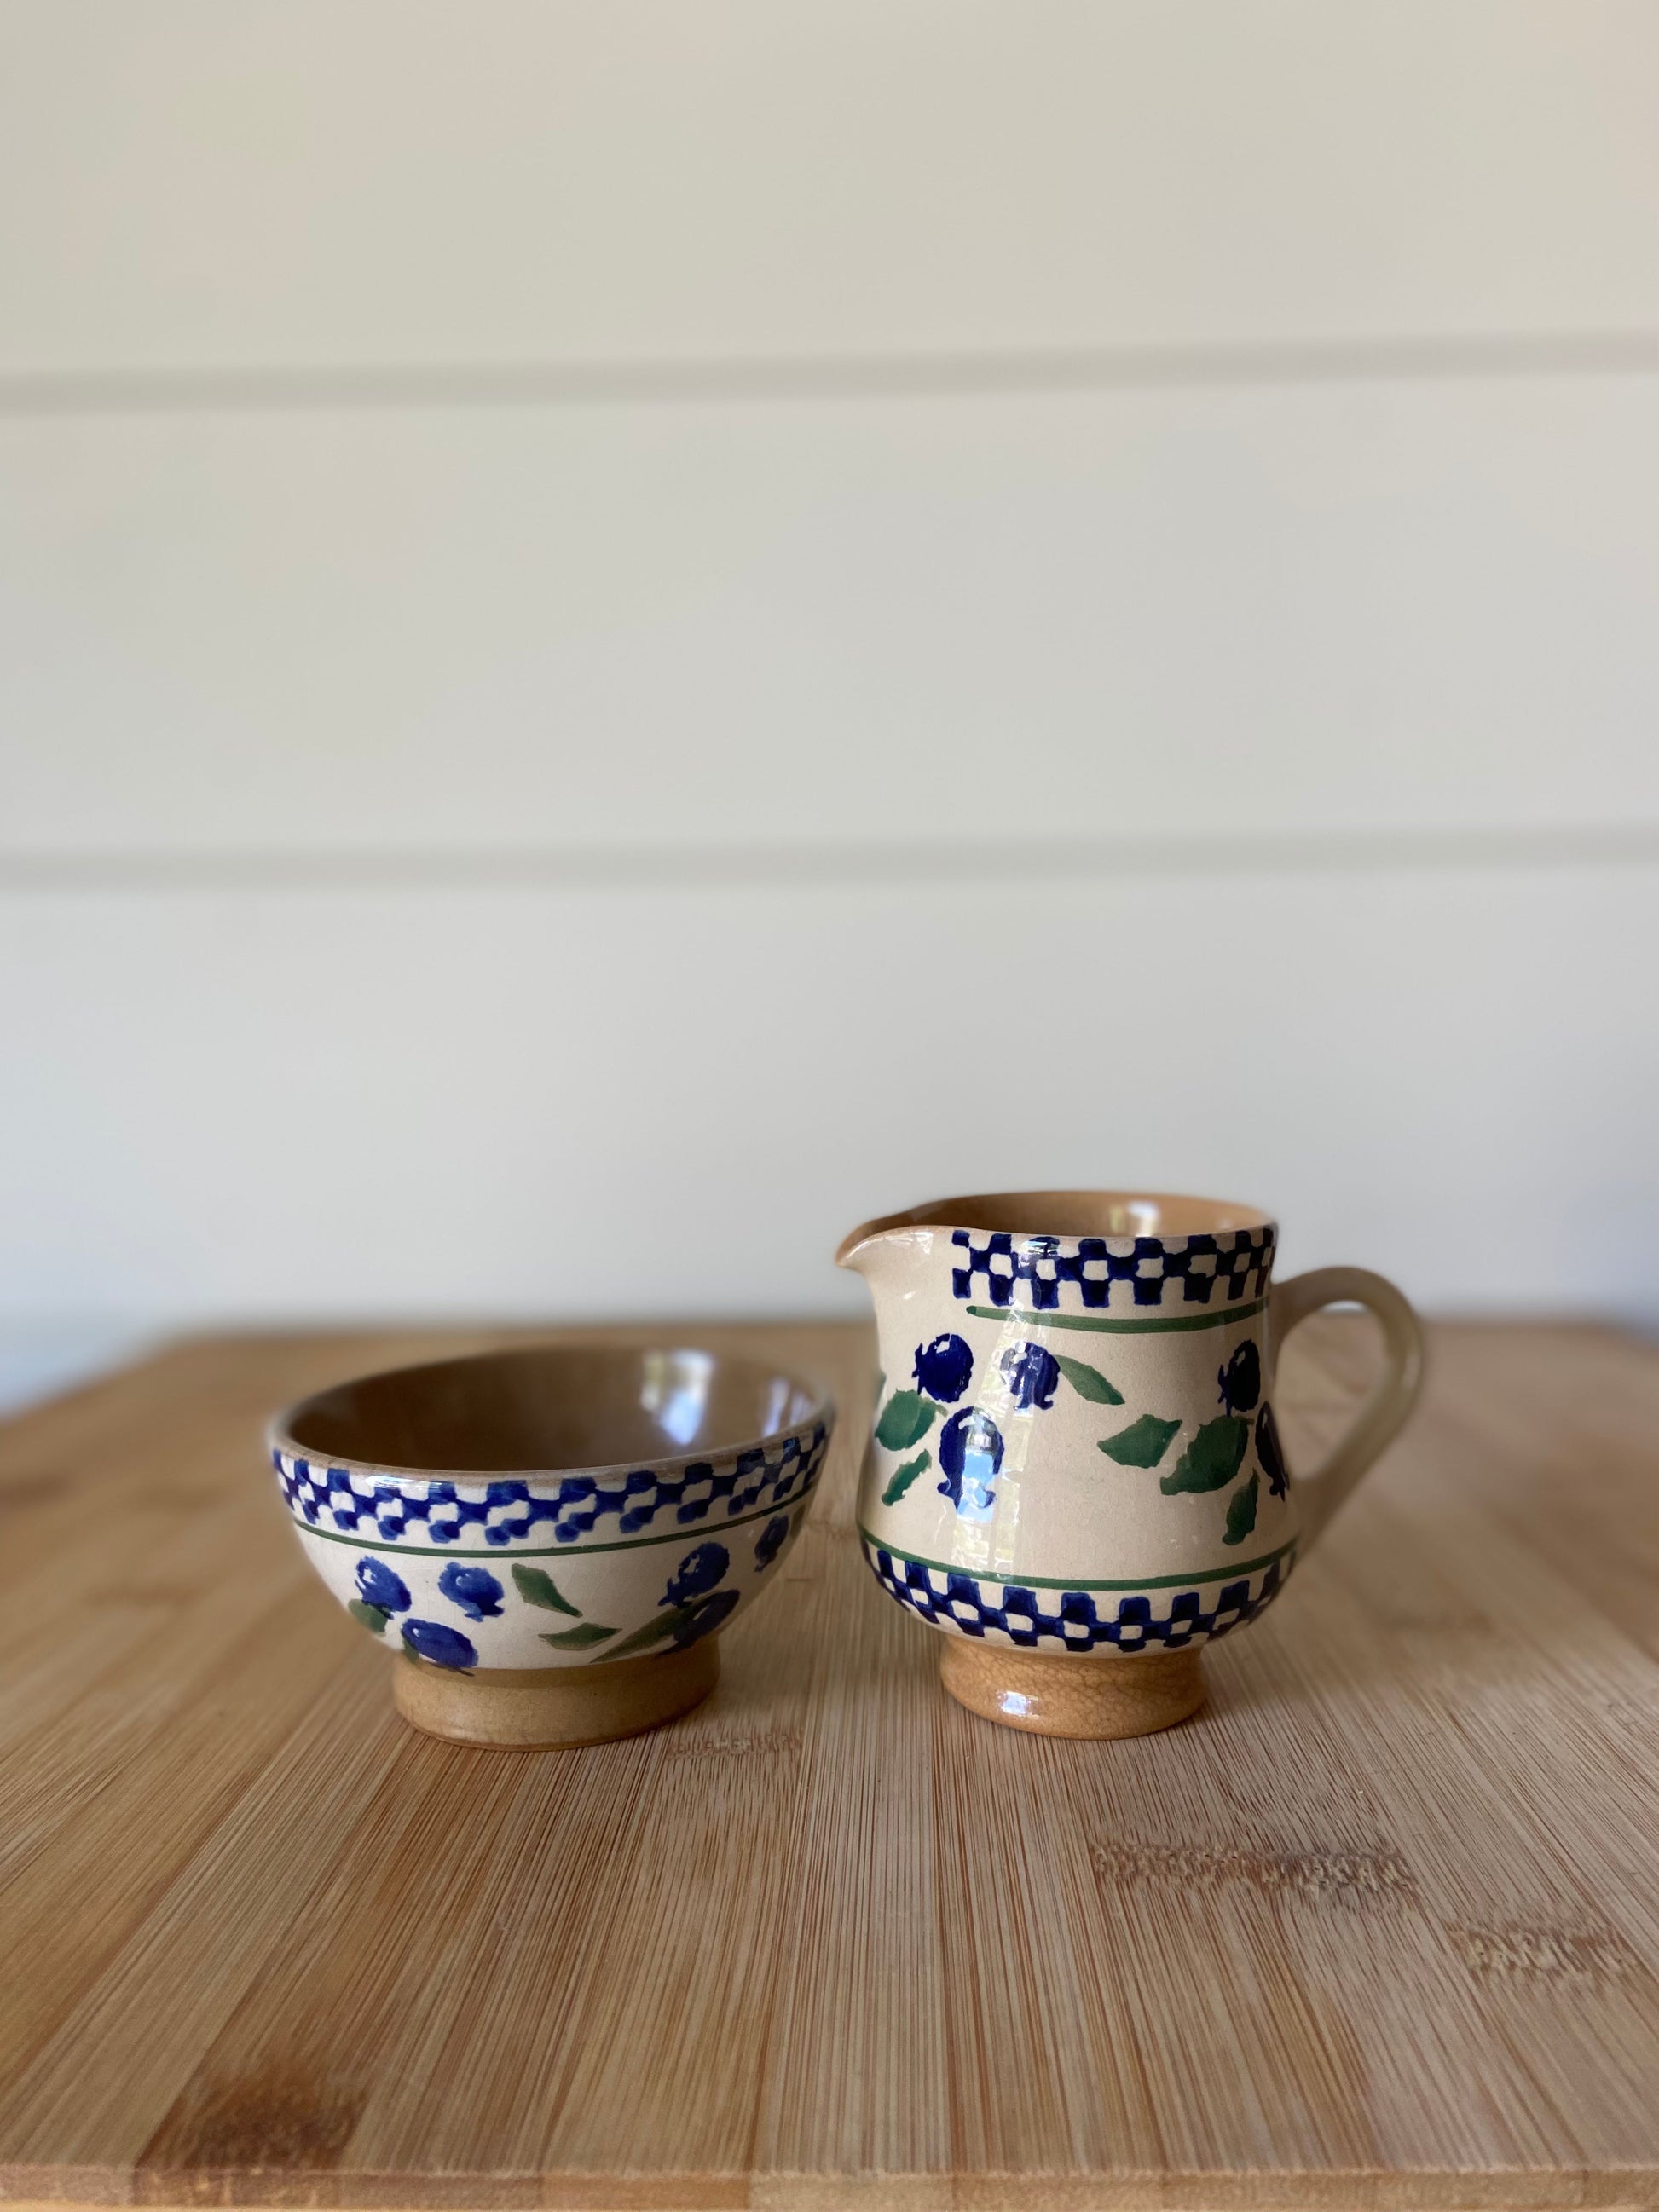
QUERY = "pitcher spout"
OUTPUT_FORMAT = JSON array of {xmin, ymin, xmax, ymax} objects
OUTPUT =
[{"xmin": 835, "ymin": 1204, "xmax": 943, "ymax": 1283}]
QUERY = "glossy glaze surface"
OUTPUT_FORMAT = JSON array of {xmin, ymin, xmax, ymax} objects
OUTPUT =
[
  {"xmin": 269, "ymin": 1343, "xmax": 833, "ymax": 1685},
  {"xmin": 840, "ymin": 1189, "xmax": 1421, "ymax": 1734}
]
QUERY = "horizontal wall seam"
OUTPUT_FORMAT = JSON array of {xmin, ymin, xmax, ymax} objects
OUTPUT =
[
  {"xmin": 3, "ymin": 826, "xmax": 1656, "ymax": 895},
  {"xmin": 1, "ymin": 332, "xmax": 1656, "ymax": 415}
]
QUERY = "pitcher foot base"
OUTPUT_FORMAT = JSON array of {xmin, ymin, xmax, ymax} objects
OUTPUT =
[
  {"xmin": 394, "ymin": 1641, "xmax": 719, "ymax": 1749},
  {"xmin": 939, "ymin": 1637, "xmax": 1205, "ymax": 1739}
]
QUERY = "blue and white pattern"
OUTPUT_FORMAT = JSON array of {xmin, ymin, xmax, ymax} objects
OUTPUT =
[
  {"xmin": 327, "ymin": 1513, "xmax": 809, "ymax": 1668},
  {"xmin": 864, "ymin": 1539, "xmax": 1292, "ymax": 1654},
  {"xmin": 274, "ymin": 1421, "xmax": 829, "ymax": 1550},
  {"xmin": 951, "ymin": 1227, "xmax": 1275, "ymax": 1313}
]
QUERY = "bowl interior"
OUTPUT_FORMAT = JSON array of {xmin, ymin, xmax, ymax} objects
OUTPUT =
[{"xmin": 276, "ymin": 1344, "xmax": 822, "ymax": 1477}]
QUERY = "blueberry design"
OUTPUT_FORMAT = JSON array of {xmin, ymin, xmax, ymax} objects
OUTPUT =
[
  {"xmin": 402, "ymin": 1618, "xmax": 477, "ymax": 1670},
  {"xmin": 350, "ymin": 1555, "xmax": 409, "ymax": 1632},
  {"xmin": 754, "ymin": 1514, "xmax": 791, "ymax": 1571},
  {"xmin": 437, "ymin": 1562, "xmax": 504, "ymax": 1620},
  {"xmin": 937, "ymin": 1409, "xmax": 1003, "ymax": 1520},
  {"xmin": 872, "ymin": 1330, "xmax": 1286, "ymax": 1543},
  {"xmin": 1084, "ymin": 1337, "xmax": 1284, "ymax": 1546},
  {"xmin": 1217, "ymin": 1342, "xmax": 1262, "ymax": 1416},
  {"xmin": 662, "ymin": 1543, "xmax": 728, "ymax": 1609},
  {"xmin": 999, "ymin": 1343, "xmax": 1059, "ymax": 1411},
  {"xmin": 1086, "ymin": 1346, "xmax": 1286, "ymax": 1545},
  {"xmin": 337, "ymin": 1517, "xmax": 795, "ymax": 1668},
  {"xmin": 346, "ymin": 1562, "xmax": 484, "ymax": 1670},
  {"xmin": 1114, "ymin": 1337, "xmax": 1275, "ymax": 1544},
  {"xmin": 912, "ymin": 1334, "xmax": 974, "ymax": 1404},
  {"xmin": 872, "ymin": 1336, "xmax": 1125, "ymax": 1514}
]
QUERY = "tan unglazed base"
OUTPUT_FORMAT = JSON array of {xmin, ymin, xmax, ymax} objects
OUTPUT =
[
  {"xmin": 939, "ymin": 1637, "xmax": 1205, "ymax": 1739},
  {"xmin": 394, "ymin": 1639, "xmax": 720, "ymax": 1749}
]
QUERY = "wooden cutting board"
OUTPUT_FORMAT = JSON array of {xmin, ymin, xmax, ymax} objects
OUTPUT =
[{"xmin": 3, "ymin": 1318, "xmax": 1657, "ymax": 2210}]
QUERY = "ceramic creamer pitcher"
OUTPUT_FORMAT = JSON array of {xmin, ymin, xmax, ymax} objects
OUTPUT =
[{"xmin": 837, "ymin": 1191, "xmax": 1423, "ymax": 1739}]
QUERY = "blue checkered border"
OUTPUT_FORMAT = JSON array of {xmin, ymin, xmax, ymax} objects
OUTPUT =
[
  {"xmin": 274, "ymin": 1421, "xmax": 830, "ymax": 1549},
  {"xmin": 951, "ymin": 1227, "xmax": 1275, "ymax": 1311},
  {"xmin": 864, "ymin": 1539, "xmax": 1292, "ymax": 1654}
]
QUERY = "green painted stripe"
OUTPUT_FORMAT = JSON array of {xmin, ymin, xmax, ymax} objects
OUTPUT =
[
  {"xmin": 287, "ymin": 1477, "xmax": 818, "ymax": 1560},
  {"xmin": 858, "ymin": 1525, "xmax": 1295, "ymax": 1591},
  {"xmin": 965, "ymin": 1295, "xmax": 1266, "ymax": 1334}
]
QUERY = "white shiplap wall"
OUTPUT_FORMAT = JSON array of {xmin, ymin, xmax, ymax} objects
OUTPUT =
[{"xmin": 1, "ymin": 1, "xmax": 1656, "ymax": 1342}]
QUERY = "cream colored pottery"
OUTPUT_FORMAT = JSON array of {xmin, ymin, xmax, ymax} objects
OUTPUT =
[
  {"xmin": 838, "ymin": 1190, "xmax": 1423, "ymax": 1738},
  {"xmin": 268, "ymin": 1344, "xmax": 833, "ymax": 1747}
]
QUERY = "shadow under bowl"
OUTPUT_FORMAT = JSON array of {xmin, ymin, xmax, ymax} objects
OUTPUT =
[{"xmin": 267, "ymin": 1343, "xmax": 835, "ymax": 1748}]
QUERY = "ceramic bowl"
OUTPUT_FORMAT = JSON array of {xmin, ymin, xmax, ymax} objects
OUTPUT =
[{"xmin": 268, "ymin": 1343, "xmax": 834, "ymax": 1748}]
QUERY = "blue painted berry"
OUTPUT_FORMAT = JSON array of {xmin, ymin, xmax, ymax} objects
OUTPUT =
[
  {"xmin": 355, "ymin": 1556, "xmax": 410, "ymax": 1614},
  {"xmin": 437, "ymin": 1562, "xmax": 504, "ymax": 1620},
  {"xmin": 1256, "ymin": 1401, "xmax": 1289, "ymax": 1499},
  {"xmin": 912, "ymin": 1333, "xmax": 974, "ymax": 1403},
  {"xmin": 400, "ymin": 1618, "xmax": 478, "ymax": 1670},
  {"xmin": 754, "ymin": 1515, "xmax": 790, "ymax": 1572},
  {"xmin": 662, "ymin": 1541, "xmax": 730, "ymax": 1609},
  {"xmin": 937, "ymin": 1409, "xmax": 1005, "ymax": 1519},
  {"xmin": 673, "ymin": 1588, "xmax": 741, "ymax": 1647},
  {"xmin": 1217, "ymin": 1340, "xmax": 1262, "ymax": 1414},
  {"xmin": 1000, "ymin": 1342, "xmax": 1061, "ymax": 1411}
]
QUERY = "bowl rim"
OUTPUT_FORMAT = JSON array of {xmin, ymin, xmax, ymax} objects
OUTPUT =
[{"xmin": 265, "ymin": 1340, "xmax": 835, "ymax": 1492}]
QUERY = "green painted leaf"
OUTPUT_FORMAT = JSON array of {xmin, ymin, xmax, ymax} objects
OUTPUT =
[
  {"xmin": 875, "ymin": 1389, "xmax": 937, "ymax": 1452},
  {"xmin": 512, "ymin": 1562, "xmax": 581, "ymax": 1615},
  {"xmin": 1096, "ymin": 1413, "xmax": 1182, "ymax": 1468},
  {"xmin": 348, "ymin": 1599, "xmax": 390, "ymax": 1636},
  {"xmin": 540, "ymin": 1620, "xmax": 616, "ymax": 1649},
  {"xmin": 1054, "ymin": 1354, "xmax": 1125, "ymax": 1406},
  {"xmin": 1161, "ymin": 1414, "xmax": 1250, "ymax": 1493},
  {"xmin": 882, "ymin": 1449, "xmax": 931, "ymax": 1506},
  {"xmin": 595, "ymin": 1603, "xmax": 700, "ymax": 1662},
  {"xmin": 1223, "ymin": 1471, "xmax": 1260, "ymax": 1545}
]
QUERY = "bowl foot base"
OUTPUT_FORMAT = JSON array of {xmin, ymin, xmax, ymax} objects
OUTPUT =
[
  {"xmin": 939, "ymin": 1637, "xmax": 1205, "ymax": 1739},
  {"xmin": 394, "ymin": 1639, "xmax": 720, "ymax": 1749}
]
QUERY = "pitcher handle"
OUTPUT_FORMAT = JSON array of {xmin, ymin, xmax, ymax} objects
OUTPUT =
[{"xmin": 1269, "ymin": 1267, "xmax": 1425, "ymax": 1548}]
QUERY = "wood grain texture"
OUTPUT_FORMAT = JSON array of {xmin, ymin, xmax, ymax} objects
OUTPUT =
[{"xmin": 2, "ymin": 1319, "xmax": 1657, "ymax": 2209}]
